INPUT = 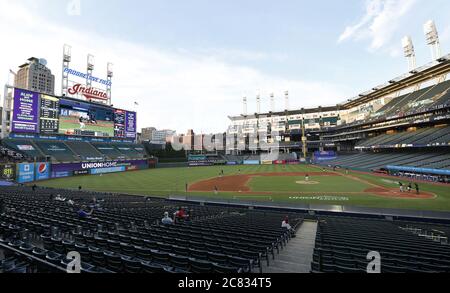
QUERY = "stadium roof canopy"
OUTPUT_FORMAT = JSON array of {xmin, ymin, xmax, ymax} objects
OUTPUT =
[{"xmin": 229, "ymin": 53, "xmax": 450, "ymax": 121}]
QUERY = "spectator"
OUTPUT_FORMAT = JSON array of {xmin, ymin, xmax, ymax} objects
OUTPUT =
[
  {"xmin": 55, "ymin": 194, "xmax": 66, "ymax": 202},
  {"xmin": 67, "ymin": 199, "xmax": 75, "ymax": 206},
  {"xmin": 282, "ymin": 216, "xmax": 292, "ymax": 230},
  {"xmin": 78, "ymin": 186, "xmax": 82, "ymax": 191},
  {"xmin": 174, "ymin": 207, "xmax": 186, "ymax": 221},
  {"xmin": 161, "ymin": 212, "xmax": 174, "ymax": 225},
  {"xmin": 77, "ymin": 206, "xmax": 94, "ymax": 218}
]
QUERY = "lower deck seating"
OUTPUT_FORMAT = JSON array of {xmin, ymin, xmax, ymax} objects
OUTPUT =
[
  {"xmin": 0, "ymin": 187, "xmax": 301, "ymax": 273},
  {"xmin": 311, "ymin": 216, "xmax": 450, "ymax": 273}
]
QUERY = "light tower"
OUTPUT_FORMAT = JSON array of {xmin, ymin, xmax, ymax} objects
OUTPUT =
[
  {"xmin": 284, "ymin": 91, "xmax": 289, "ymax": 111},
  {"xmin": 424, "ymin": 20, "xmax": 446, "ymax": 83},
  {"xmin": 87, "ymin": 54, "xmax": 95, "ymax": 89},
  {"xmin": 424, "ymin": 20, "xmax": 441, "ymax": 60},
  {"xmin": 402, "ymin": 36, "xmax": 416, "ymax": 71},
  {"xmin": 242, "ymin": 96, "xmax": 247, "ymax": 116},
  {"xmin": 107, "ymin": 62, "xmax": 113, "ymax": 106},
  {"xmin": 270, "ymin": 93, "xmax": 275, "ymax": 113},
  {"xmin": 256, "ymin": 91, "xmax": 261, "ymax": 114},
  {"xmin": 61, "ymin": 44, "xmax": 72, "ymax": 96}
]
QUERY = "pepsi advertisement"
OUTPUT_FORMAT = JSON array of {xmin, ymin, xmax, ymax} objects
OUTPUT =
[
  {"xmin": 35, "ymin": 162, "xmax": 50, "ymax": 181},
  {"xmin": 17, "ymin": 163, "xmax": 35, "ymax": 183}
]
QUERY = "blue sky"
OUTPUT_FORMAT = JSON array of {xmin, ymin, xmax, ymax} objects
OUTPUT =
[{"xmin": 1, "ymin": 0, "xmax": 449, "ymax": 133}]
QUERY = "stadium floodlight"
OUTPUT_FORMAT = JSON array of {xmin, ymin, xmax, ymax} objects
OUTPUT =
[
  {"xmin": 285, "ymin": 91, "xmax": 289, "ymax": 111},
  {"xmin": 243, "ymin": 97, "xmax": 248, "ymax": 116},
  {"xmin": 423, "ymin": 20, "xmax": 441, "ymax": 60},
  {"xmin": 87, "ymin": 54, "xmax": 95, "ymax": 70},
  {"xmin": 256, "ymin": 91, "xmax": 261, "ymax": 114},
  {"xmin": 107, "ymin": 62, "xmax": 114, "ymax": 77},
  {"xmin": 63, "ymin": 44, "xmax": 72, "ymax": 62},
  {"xmin": 270, "ymin": 93, "xmax": 275, "ymax": 113},
  {"xmin": 402, "ymin": 36, "xmax": 416, "ymax": 71}
]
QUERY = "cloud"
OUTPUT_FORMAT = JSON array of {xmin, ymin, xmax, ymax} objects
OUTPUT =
[
  {"xmin": 0, "ymin": 0, "xmax": 351, "ymax": 134},
  {"xmin": 338, "ymin": 0, "xmax": 418, "ymax": 51}
]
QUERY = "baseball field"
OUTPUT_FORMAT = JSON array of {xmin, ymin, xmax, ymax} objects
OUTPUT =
[{"xmin": 35, "ymin": 164, "xmax": 450, "ymax": 212}]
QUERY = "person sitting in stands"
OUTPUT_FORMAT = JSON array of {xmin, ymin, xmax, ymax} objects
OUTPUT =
[
  {"xmin": 55, "ymin": 194, "xmax": 66, "ymax": 202},
  {"xmin": 174, "ymin": 207, "xmax": 187, "ymax": 222},
  {"xmin": 161, "ymin": 212, "xmax": 174, "ymax": 225},
  {"xmin": 282, "ymin": 216, "xmax": 292, "ymax": 230},
  {"xmin": 67, "ymin": 199, "xmax": 75, "ymax": 206},
  {"xmin": 77, "ymin": 205, "xmax": 94, "ymax": 218}
]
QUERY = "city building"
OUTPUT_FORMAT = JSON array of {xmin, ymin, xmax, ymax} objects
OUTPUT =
[{"xmin": 14, "ymin": 57, "xmax": 55, "ymax": 95}]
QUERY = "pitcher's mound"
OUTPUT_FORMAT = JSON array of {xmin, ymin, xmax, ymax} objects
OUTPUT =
[{"xmin": 296, "ymin": 181, "xmax": 320, "ymax": 185}]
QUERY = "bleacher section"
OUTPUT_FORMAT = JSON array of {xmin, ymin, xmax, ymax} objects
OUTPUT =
[
  {"xmin": 1, "ymin": 140, "xmax": 147, "ymax": 163},
  {"xmin": 1, "ymin": 140, "xmax": 44, "ymax": 161},
  {"xmin": 115, "ymin": 144, "xmax": 146, "ymax": 159},
  {"xmin": 65, "ymin": 142, "xmax": 105, "ymax": 161},
  {"xmin": 357, "ymin": 126, "xmax": 450, "ymax": 148},
  {"xmin": 34, "ymin": 141, "xmax": 77, "ymax": 162},
  {"xmin": 311, "ymin": 216, "xmax": 450, "ymax": 273},
  {"xmin": 375, "ymin": 80, "xmax": 450, "ymax": 118},
  {"xmin": 321, "ymin": 152, "xmax": 450, "ymax": 171},
  {"xmin": 0, "ymin": 187, "xmax": 301, "ymax": 273}
]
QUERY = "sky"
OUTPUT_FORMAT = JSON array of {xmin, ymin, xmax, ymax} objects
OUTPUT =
[{"xmin": 0, "ymin": 0, "xmax": 449, "ymax": 134}]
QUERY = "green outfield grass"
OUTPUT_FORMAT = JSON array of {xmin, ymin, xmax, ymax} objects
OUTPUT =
[{"xmin": 35, "ymin": 164, "xmax": 450, "ymax": 212}]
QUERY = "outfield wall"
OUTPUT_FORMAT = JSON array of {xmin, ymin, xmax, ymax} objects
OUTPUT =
[{"xmin": 14, "ymin": 158, "xmax": 157, "ymax": 183}]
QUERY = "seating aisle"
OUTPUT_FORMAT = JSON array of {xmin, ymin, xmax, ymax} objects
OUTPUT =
[{"xmin": 263, "ymin": 221, "xmax": 318, "ymax": 273}]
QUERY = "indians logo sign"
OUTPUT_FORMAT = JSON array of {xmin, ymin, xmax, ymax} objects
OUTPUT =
[{"xmin": 68, "ymin": 84, "xmax": 108, "ymax": 101}]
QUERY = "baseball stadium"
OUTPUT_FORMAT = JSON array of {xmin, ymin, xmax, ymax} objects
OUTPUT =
[{"xmin": 1, "ymin": 7, "xmax": 450, "ymax": 277}]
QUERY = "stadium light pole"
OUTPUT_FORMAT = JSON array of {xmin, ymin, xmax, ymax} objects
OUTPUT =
[
  {"xmin": 402, "ymin": 36, "xmax": 417, "ymax": 71},
  {"xmin": 107, "ymin": 62, "xmax": 113, "ymax": 106},
  {"xmin": 62, "ymin": 44, "xmax": 72, "ymax": 97},
  {"xmin": 87, "ymin": 54, "xmax": 95, "ymax": 89},
  {"xmin": 424, "ymin": 20, "xmax": 442, "ymax": 61}
]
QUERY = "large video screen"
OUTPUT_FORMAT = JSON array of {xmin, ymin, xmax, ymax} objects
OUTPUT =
[{"xmin": 58, "ymin": 98, "xmax": 114, "ymax": 137}]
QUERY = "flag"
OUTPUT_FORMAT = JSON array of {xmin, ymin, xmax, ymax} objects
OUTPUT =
[{"xmin": 134, "ymin": 102, "xmax": 139, "ymax": 106}]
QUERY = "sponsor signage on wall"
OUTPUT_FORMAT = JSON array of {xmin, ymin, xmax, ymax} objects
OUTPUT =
[
  {"xmin": 35, "ymin": 162, "xmax": 50, "ymax": 181},
  {"xmin": 17, "ymin": 163, "xmax": 35, "ymax": 183}
]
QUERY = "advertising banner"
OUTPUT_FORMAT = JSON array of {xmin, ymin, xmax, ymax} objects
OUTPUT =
[
  {"xmin": 314, "ymin": 151, "xmax": 337, "ymax": 161},
  {"xmin": 35, "ymin": 162, "xmax": 50, "ymax": 181},
  {"xmin": 125, "ymin": 111, "xmax": 137, "ymax": 139},
  {"xmin": 12, "ymin": 88, "xmax": 39, "ymax": 133},
  {"xmin": 90, "ymin": 166, "xmax": 126, "ymax": 175},
  {"xmin": 226, "ymin": 161, "xmax": 239, "ymax": 166},
  {"xmin": 51, "ymin": 159, "xmax": 148, "ymax": 178},
  {"xmin": 287, "ymin": 160, "xmax": 301, "ymax": 165},
  {"xmin": 243, "ymin": 160, "xmax": 260, "ymax": 165},
  {"xmin": 261, "ymin": 160, "xmax": 273, "ymax": 165},
  {"xmin": 273, "ymin": 160, "xmax": 287, "ymax": 165},
  {"xmin": 17, "ymin": 163, "xmax": 35, "ymax": 183}
]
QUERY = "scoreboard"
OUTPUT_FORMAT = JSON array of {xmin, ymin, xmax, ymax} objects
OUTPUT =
[
  {"xmin": 40, "ymin": 95, "xmax": 60, "ymax": 134},
  {"xmin": 11, "ymin": 88, "xmax": 137, "ymax": 140},
  {"xmin": 0, "ymin": 164, "xmax": 16, "ymax": 181},
  {"xmin": 114, "ymin": 109, "xmax": 126, "ymax": 138}
]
